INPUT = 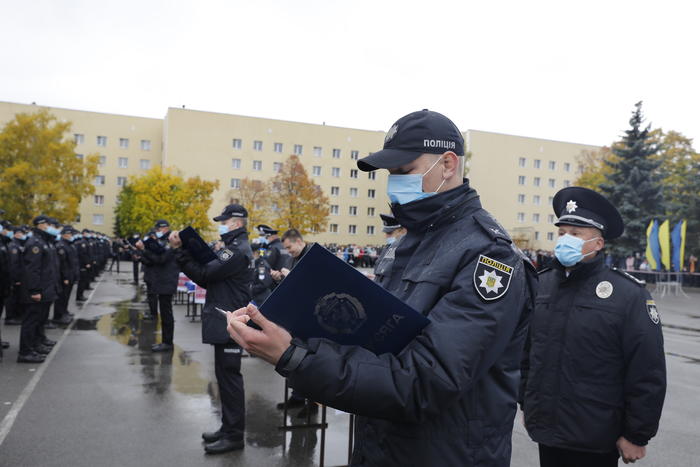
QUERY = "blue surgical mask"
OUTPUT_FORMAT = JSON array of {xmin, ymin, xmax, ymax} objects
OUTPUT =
[
  {"xmin": 19, "ymin": 234, "xmax": 27, "ymax": 241},
  {"xmin": 4, "ymin": 231, "xmax": 12, "ymax": 239},
  {"xmin": 218, "ymin": 224, "xmax": 229, "ymax": 236},
  {"xmin": 386, "ymin": 236, "xmax": 396, "ymax": 245},
  {"xmin": 156, "ymin": 231, "xmax": 164, "ymax": 238},
  {"xmin": 55, "ymin": 234, "xmax": 61, "ymax": 241},
  {"xmin": 554, "ymin": 234, "xmax": 600, "ymax": 267},
  {"xmin": 386, "ymin": 156, "xmax": 446, "ymax": 205},
  {"xmin": 46, "ymin": 226, "xmax": 60, "ymax": 236},
  {"xmin": 27, "ymin": 232, "xmax": 33, "ymax": 238}
]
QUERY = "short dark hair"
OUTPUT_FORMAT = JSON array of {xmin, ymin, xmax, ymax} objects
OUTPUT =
[{"xmin": 282, "ymin": 229, "xmax": 303, "ymax": 243}]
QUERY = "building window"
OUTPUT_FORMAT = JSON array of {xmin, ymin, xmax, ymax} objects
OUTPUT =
[
  {"xmin": 548, "ymin": 214, "xmax": 555, "ymax": 223},
  {"xmin": 332, "ymin": 167, "xmax": 340, "ymax": 177},
  {"xmin": 76, "ymin": 154, "xmax": 84, "ymax": 161},
  {"xmin": 232, "ymin": 158, "xmax": 241, "ymax": 169},
  {"xmin": 533, "ymin": 213, "xmax": 540, "ymax": 223},
  {"xmin": 367, "ymin": 207, "xmax": 375, "ymax": 216},
  {"xmin": 563, "ymin": 180, "xmax": 571, "ymax": 187},
  {"xmin": 274, "ymin": 142, "xmax": 283, "ymax": 153},
  {"xmin": 119, "ymin": 138, "xmax": 129, "ymax": 149},
  {"xmin": 517, "ymin": 194, "xmax": 525, "ymax": 204},
  {"xmin": 98, "ymin": 155, "xmax": 106, "ymax": 166},
  {"xmin": 548, "ymin": 178, "xmax": 556, "ymax": 188},
  {"xmin": 94, "ymin": 175, "xmax": 105, "ymax": 186},
  {"xmin": 253, "ymin": 140, "xmax": 263, "ymax": 151},
  {"xmin": 349, "ymin": 206, "xmax": 357, "ymax": 216},
  {"xmin": 253, "ymin": 160, "xmax": 262, "ymax": 171},
  {"xmin": 547, "ymin": 232, "xmax": 554, "ymax": 241},
  {"xmin": 330, "ymin": 186, "xmax": 339, "ymax": 196},
  {"xmin": 348, "ymin": 225, "xmax": 357, "ymax": 235},
  {"xmin": 312, "ymin": 166, "xmax": 321, "ymax": 176},
  {"xmin": 94, "ymin": 195, "xmax": 104, "ymax": 205},
  {"xmin": 140, "ymin": 159, "xmax": 151, "ymax": 170},
  {"xmin": 533, "ymin": 195, "xmax": 541, "ymax": 205},
  {"xmin": 549, "ymin": 161, "xmax": 556, "ymax": 170},
  {"xmin": 518, "ymin": 175, "xmax": 526, "ymax": 185},
  {"xmin": 330, "ymin": 223, "xmax": 338, "ymax": 233},
  {"xmin": 367, "ymin": 225, "xmax": 375, "ymax": 235},
  {"xmin": 74, "ymin": 134, "xmax": 84, "ymax": 144},
  {"xmin": 564, "ymin": 162, "xmax": 571, "ymax": 172},
  {"xmin": 533, "ymin": 177, "xmax": 541, "ymax": 187},
  {"xmin": 118, "ymin": 157, "xmax": 128, "ymax": 168},
  {"xmin": 230, "ymin": 178, "xmax": 240, "ymax": 189},
  {"xmin": 533, "ymin": 159, "xmax": 541, "ymax": 169},
  {"xmin": 332, "ymin": 148, "xmax": 341, "ymax": 158},
  {"xmin": 330, "ymin": 205, "xmax": 339, "ymax": 215},
  {"xmin": 368, "ymin": 189, "xmax": 376, "ymax": 199},
  {"xmin": 92, "ymin": 214, "xmax": 104, "ymax": 225},
  {"xmin": 141, "ymin": 139, "xmax": 151, "ymax": 151},
  {"xmin": 548, "ymin": 196, "xmax": 554, "ymax": 205},
  {"xmin": 313, "ymin": 146, "xmax": 323, "ymax": 157},
  {"xmin": 368, "ymin": 171, "xmax": 376, "ymax": 180},
  {"xmin": 517, "ymin": 212, "xmax": 525, "ymax": 223},
  {"xmin": 534, "ymin": 231, "xmax": 540, "ymax": 240},
  {"xmin": 518, "ymin": 157, "xmax": 526, "ymax": 168},
  {"xmin": 97, "ymin": 136, "xmax": 107, "ymax": 147},
  {"xmin": 293, "ymin": 144, "xmax": 303, "ymax": 155},
  {"xmin": 232, "ymin": 138, "xmax": 242, "ymax": 149},
  {"xmin": 350, "ymin": 150, "xmax": 359, "ymax": 160},
  {"xmin": 273, "ymin": 162, "xmax": 282, "ymax": 173},
  {"xmin": 117, "ymin": 176, "xmax": 127, "ymax": 187},
  {"xmin": 350, "ymin": 169, "xmax": 358, "ymax": 178},
  {"xmin": 349, "ymin": 188, "xmax": 358, "ymax": 197}
]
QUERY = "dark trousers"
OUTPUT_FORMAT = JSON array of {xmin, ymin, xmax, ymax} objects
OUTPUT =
[
  {"xmin": 77, "ymin": 269, "xmax": 90, "ymax": 298},
  {"xmin": 214, "ymin": 344, "xmax": 245, "ymax": 439},
  {"xmin": 4, "ymin": 285, "xmax": 25, "ymax": 321},
  {"xmin": 108, "ymin": 256, "xmax": 119, "ymax": 272},
  {"xmin": 132, "ymin": 261, "xmax": 139, "ymax": 284},
  {"xmin": 539, "ymin": 444, "xmax": 619, "ymax": 467},
  {"xmin": 157, "ymin": 294, "xmax": 174, "ymax": 345},
  {"xmin": 53, "ymin": 282, "xmax": 73, "ymax": 319},
  {"xmin": 20, "ymin": 302, "xmax": 50, "ymax": 355}
]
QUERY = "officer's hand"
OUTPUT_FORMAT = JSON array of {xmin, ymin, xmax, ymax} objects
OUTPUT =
[
  {"xmin": 226, "ymin": 304, "xmax": 292, "ymax": 365},
  {"xmin": 270, "ymin": 270, "xmax": 282, "ymax": 281},
  {"xmin": 280, "ymin": 268, "xmax": 290, "ymax": 277},
  {"xmin": 135, "ymin": 240, "xmax": 145, "ymax": 250},
  {"xmin": 15, "ymin": 282, "xmax": 20, "ymax": 286},
  {"xmin": 86, "ymin": 264, "xmax": 91, "ymax": 268},
  {"xmin": 63, "ymin": 280, "xmax": 69, "ymax": 285},
  {"xmin": 617, "ymin": 437, "xmax": 646, "ymax": 464},
  {"xmin": 168, "ymin": 231, "xmax": 182, "ymax": 248},
  {"xmin": 31, "ymin": 293, "xmax": 41, "ymax": 302}
]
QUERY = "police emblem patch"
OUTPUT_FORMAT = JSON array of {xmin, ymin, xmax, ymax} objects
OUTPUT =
[
  {"xmin": 595, "ymin": 281, "xmax": 613, "ymax": 299},
  {"xmin": 314, "ymin": 293, "xmax": 367, "ymax": 334},
  {"xmin": 646, "ymin": 300, "xmax": 660, "ymax": 325},
  {"xmin": 218, "ymin": 248, "xmax": 234, "ymax": 261},
  {"xmin": 32, "ymin": 246, "xmax": 40, "ymax": 254},
  {"xmin": 473, "ymin": 255, "xmax": 513, "ymax": 301}
]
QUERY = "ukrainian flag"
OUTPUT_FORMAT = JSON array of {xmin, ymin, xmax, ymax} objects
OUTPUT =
[
  {"xmin": 671, "ymin": 220, "xmax": 687, "ymax": 271},
  {"xmin": 659, "ymin": 220, "xmax": 671, "ymax": 270},
  {"xmin": 646, "ymin": 220, "xmax": 660, "ymax": 271}
]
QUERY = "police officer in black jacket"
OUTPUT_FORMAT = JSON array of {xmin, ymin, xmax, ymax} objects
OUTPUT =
[
  {"xmin": 53, "ymin": 226, "xmax": 79, "ymax": 325},
  {"xmin": 170, "ymin": 203, "xmax": 254, "ymax": 455},
  {"xmin": 4, "ymin": 225, "xmax": 27, "ymax": 326},
  {"xmin": 0, "ymin": 221, "xmax": 12, "ymax": 353},
  {"xmin": 521, "ymin": 187, "xmax": 666, "ymax": 466},
  {"xmin": 74, "ymin": 231, "xmax": 92, "ymax": 301},
  {"xmin": 226, "ymin": 110, "xmax": 537, "ymax": 466},
  {"xmin": 136, "ymin": 220, "xmax": 180, "ymax": 352},
  {"xmin": 250, "ymin": 241, "xmax": 274, "ymax": 306},
  {"xmin": 18, "ymin": 215, "xmax": 61, "ymax": 363},
  {"xmin": 257, "ymin": 225, "xmax": 291, "ymax": 273}
]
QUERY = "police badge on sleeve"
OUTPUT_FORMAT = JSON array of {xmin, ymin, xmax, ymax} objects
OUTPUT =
[
  {"xmin": 473, "ymin": 255, "xmax": 513, "ymax": 301},
  {"xmin": 646, "ymin": 299, "xmax": 660, "ymax": 325}
]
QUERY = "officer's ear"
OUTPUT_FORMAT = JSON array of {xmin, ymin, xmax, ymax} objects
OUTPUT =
[{"xmin": 441, "ymin": 151, "xmax": 460, "ymax": 180}]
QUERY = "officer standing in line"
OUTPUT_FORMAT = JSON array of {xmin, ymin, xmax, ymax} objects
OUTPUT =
[
  {"xmin": 257, "ymin": 224, "xmax": 292, "ymax": 274},
  {"xmin": 18, "ymin": 215, "xmax": 60, "ymax": 363},
  {"xmin": 74, "ymin": 230, "xmax": 92, "ymax": 301},
  {"xmin": 4, "ymin": 225, "xmax": 27, "ymax": 326},
  {"xmin": 520, "ymin": 187, "xmax": 667, "ymax": 466},
  {"xmin": 250, "ymin": 241, "xmax": 274, "ymax": 306},
  {"xmin": 226, "ymin": 110, "xmax": 537, "ymax": 466},
  {"xmin": 52, "ymin": 226, "xmax": 79, "ymax": 325},
  {"xmin": 43, "ymin": 218, "xmax": 63, "ymax": 331},
  {"xmin": 0, "ymin": 221, "xmax": 12, "ymax": 353},
  {"xmin": 136, "ymin": 220, "xmax": 179, "ymax": 352},
  {"xmin": 169, "ymin": 203, "xmax": 254, "ymax": 455}
]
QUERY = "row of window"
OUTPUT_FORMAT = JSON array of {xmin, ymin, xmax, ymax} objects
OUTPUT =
[
  {"xmin": 517, "ymin": 176, "xmax": 571, "ymax": 188},
  {"xmin": 93, "ymin": 175, "xmax": 128, "ymax": 186},
  {"xmin": 517, "ymin": 158, "xmax": 572, "ymax": 172},
  {"xmin": 330, "ymin": 206, "xmax": 378, "ymax": 216},
  {"xmin": 80, "ymin": 154, "xmax": 153, "ymax": 169},
  {"xmin": 329, "ymin": 224, "xmax": 376, "ymax": 235},
  {"xmin": 229, "ymin": 178, "xmax": 378, "ymax": 200},
  {"xmin": 517, "ymin": 194, "xmax": 555, "ymax": 205},
  {"xmin": 74, "ymin": 134, "xmax": 151, "ymax": 151},
  {"xmin": 516, "ymin": 212, "xmax": 557, "ymax": 224},
  {"xmin": 230, "ymin": 158, "xmax": 376, "ymax": 180},
  {"xmin": 232, "ymin": 138, "xmax": 361, "ymax": 160}
]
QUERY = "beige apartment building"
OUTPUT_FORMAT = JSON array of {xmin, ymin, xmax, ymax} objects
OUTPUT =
[{"xmin": 0, "ymin": 101, "xmax": 599, "ymax": 249}]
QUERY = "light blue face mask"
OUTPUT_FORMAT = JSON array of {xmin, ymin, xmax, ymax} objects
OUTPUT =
[
  {"xmin": 156, "ymin": 231, "xmax": 164, "ymax": 238},
  {"xmin": 218, "ymin": 224, "xmax": 230, "ymax": 236},
  {"xmin": 46, "ymin": 226, "xmax": 60, "ymax": 236},
  {"xmin": 554, "ymin": 234, "xmax": 600, "ymax": 267},
  {"xmin": 386, "ymin": 236, "xmax": 396, "ymax": 245},
  {"xmin": 4, "ymin": 231, "xmax": 12, "ymax": 239},
  {"xmin": 387, "ymin": 156, "xmax": 446, "ymax": 205}
]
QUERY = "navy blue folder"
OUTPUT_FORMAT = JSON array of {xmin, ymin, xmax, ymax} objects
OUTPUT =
[
  {"xmin": 259, "ymin": 244, "xmax": 429, "ymax": 355},
  {"xmin": 179, "ymin": 226, "xmax": 218, "ymax": 265}
]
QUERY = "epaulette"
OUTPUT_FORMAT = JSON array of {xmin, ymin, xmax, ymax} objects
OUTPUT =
[
  {"xmin": 473, "ymin": 213, "xmax": 512, "ymax": 244},
  {"xmin": 611, "ymin": 267, "xmax": 645, "ymax": 286}
]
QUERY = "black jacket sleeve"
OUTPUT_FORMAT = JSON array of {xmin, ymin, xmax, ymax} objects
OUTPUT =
[
  {"xmin": 621, "ymin": 289, "xmax": 666, "ymax": 446},
  {"xmin": 175, "ymin": 248, "xmax": 247, "ymax": 288},
  {"xmin": 8, "ymin": 245, "xmax": 22, "ymax": 284}
]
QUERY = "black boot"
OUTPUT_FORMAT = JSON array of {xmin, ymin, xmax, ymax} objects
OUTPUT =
[
  {"xmin": 201, "ymin": 430, "xmax": 223, "ymax": 443},
  {"xmin": 17, "ymin": 352, "xmax": 45, "ymax": 363},
  {"xmin": 204, "ymin": 437, "xmax": 244, "ymax": 454}
]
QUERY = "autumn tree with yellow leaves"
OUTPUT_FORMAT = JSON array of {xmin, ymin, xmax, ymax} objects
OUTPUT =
[
  {"xmin": 114, "ymin": 167, "xmax": 219, "ymax": 237},
  {"xmin": 228, "ymin": 178, "xmax": 271, "ymax": 232},
  {"xmin": 0, "ymin": 110, "xmax": 99, "ymax": 224}
]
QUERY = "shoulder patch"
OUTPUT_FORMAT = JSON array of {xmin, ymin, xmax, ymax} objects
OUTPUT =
[
  {"xmin": 646, "ymin": 300, "xmax": 660, "ymax": 324},
  {"xmin": 473, "ymin": 213, "xmax": 512, "ymax": 244},
  {"xmin": 218, "ymin": 248, "xmax": 234, "ymax": 262},
  {"xmin": 32, "ymin": 246, "xmax": 40, "ymax": 254},
  {"xmin": 612, "ymin": 267, "xmax": 645, "ymax": 286},
  {"xmin": 473, "ymin": 254, "xmax": 513, "ymax": 301}
]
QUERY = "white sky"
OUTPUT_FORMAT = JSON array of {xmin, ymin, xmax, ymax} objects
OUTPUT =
[{"xmin": 1, "ymin": 0, "xmax": 697, "ymax": 147}]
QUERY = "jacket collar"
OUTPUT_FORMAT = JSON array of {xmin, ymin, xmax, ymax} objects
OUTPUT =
[
  {"xmin": 390, "ymin": 179, "xmax": 481, "ymax": 232},
  {"xmin": 221, "ymin": 226, "xmax": 248, "ymax": 244},
  {"xmin": 553, "ymin": 252, "xmax": 606, "ymax": 282}
]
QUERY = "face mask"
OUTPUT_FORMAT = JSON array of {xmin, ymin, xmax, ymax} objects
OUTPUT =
[
  {"xmin": 74, "ymin": 234, "xmax": 81, "ymax": 240},
  {"xmin": 55, "ymin": 234, "xmax": 61, "ymax": 241},
  {"xmin": 554, "ymin": 234, "xmax": 600, "ymax": 267},
  {"xmin": 27, "ymin": 232, "xmax": 33, "ymax": 238},
  {"xmin": 156, "ymin": 231, "xmax": 164, "ymax": 238},
  {"xmin": 218, "ymin": 224, "xmax": 230, "ymax": 236},
  {"xmin": 46, "ymin": 226, "xmax": 60, "ymax": 236},
  {"xmin": 19, "ymin": 234, "xmax": 27, "ymax": 241},
  {"xmin": 4, "ymin": 231, "xmax": 12, "ymax": 239},
  {"xmin": 386, "ymin": 156, "xmax": 446, "ymax": 205},
  {"xmin": 386, "ymin": 236, "xmax": 396, "ymax": 245}
]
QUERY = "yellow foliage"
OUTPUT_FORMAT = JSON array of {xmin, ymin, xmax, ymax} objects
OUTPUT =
[
  {"xmin": 228, "ymin": 178, "xmax": 271, "ymax": 234},
  {"xmin": 574, "ymin": 146, "xmax": 616, "ymax": 190}
]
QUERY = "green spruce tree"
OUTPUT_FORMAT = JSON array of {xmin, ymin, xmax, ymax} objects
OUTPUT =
[{"xmin": 600, "ymin": 102, "xmax": 664, "ymax": 257}]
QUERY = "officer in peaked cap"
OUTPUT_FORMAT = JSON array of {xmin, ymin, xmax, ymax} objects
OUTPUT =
[
  {"xmin": 256, "ymin": 224, "xmax": 278, "ymax": 236},
  {"xmin": 373, "ymin": 214, "xmax": 408, "ymax": 277},
  {"xmin": 521, "ymin": 186, "xmax": 666, "ymax": 466},
  {"xmin": 256, "ymin": 224, "xmax": 291, "ymax": 273}
]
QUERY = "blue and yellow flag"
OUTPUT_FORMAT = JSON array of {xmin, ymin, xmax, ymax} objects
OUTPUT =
[
  {"xmin": 646, "ymin": 220, "xmax": 660, "ymax": 271},
  {"xmin": 659, "ymin": 220, "xmax": 671, "ymax": 270},
  {"xmin": 671, "ymin": 220, "xmax": 687, "ymax": 271}
]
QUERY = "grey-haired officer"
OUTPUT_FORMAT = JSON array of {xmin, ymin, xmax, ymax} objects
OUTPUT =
[
  {"xmin": 521, "ymin": 186, "xmax": 666, "ymax": 466},
  {"xmin": 169, "ymin": 203, "xmax": 254, "ymax": 454}
]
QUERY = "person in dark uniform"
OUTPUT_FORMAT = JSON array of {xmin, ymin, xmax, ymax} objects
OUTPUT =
[
  {"xmin": 520, "ymin": 187, "xmax": 667, "ymax": 467},
  {"xmin": 372, "ymin": 214, "xmax": 407, "ymax": 277},
  {"xmin": 170, "ymin": 203, "xmax": 254, "ymax": 454},
  {"xmin": 127, "ymin": 233, "xmax": 141, "ymax": 285},
  {"xmin": 138, "ymin": 229, "xmax": 158, "ymax": 321},
  {"xmin": 74, "ymin": 230, "xmax": 92, "ymax": 301},
  {"xmin": 18, "ymin": 215, "xmax": 61, "ymax": 363},
  {"xmin": 250, "ymin": 241, "xmax": 274, "ymax": 306},
  {"xmin": 227, "ymin": 110, "xmax": 537, "ymax": 466},
  {"xmin": 52, "ymin": 226, "xmax": 79, "ymax": 325},
  {"xmin": 257, "ymin": 224, "xmax": 291, "ymax": 273},
  {"xmin": 4, "ymin": 225, "xmax": 28, "ymax": 326},
  {"xmin": 135, "ymin": 220, "xmax": 180, "ymax": 352},
  {"xmin": 0, "ymin": 221, "xmax": 12, "ymax": 353}
]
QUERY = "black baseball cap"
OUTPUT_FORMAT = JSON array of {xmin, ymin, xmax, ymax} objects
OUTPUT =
[
  {"xmin": 553, "ymin": 187, "xmax": 624, "ymax": 240},
  {"xmin": 357, "ymin": 110, "xmax": 464, "ymax": 172},
  {"xmin": 33, "ymin": 215, "xmax": 51, "ymax": 226},
  {"xmin": 213, "ymin": 204, "xmax": 248, "ymax": 221},
  {"xmin": 154, "ymin": 219, "xmax": 170, "ymax": 228}
]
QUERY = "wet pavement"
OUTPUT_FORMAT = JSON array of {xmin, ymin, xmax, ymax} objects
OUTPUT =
[{"xmin": 0, "ymin": 265, "xmax": 699, "ymax": 466}]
